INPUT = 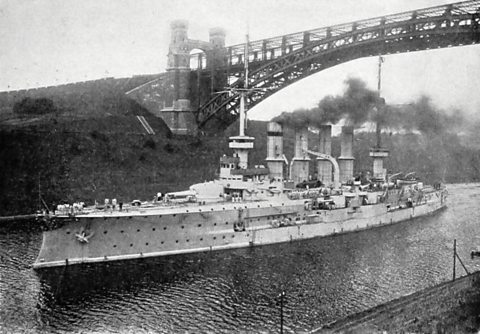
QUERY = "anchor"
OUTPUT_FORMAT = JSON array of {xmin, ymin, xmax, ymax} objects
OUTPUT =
[{"xmin": 75, "ymin": 229, "xmax": 94, "ymax": 243}]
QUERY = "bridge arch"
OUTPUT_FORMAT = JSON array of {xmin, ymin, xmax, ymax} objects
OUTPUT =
[{"xmin": 196, "ymin": 1, "xmax": 480, "ymax": 130}]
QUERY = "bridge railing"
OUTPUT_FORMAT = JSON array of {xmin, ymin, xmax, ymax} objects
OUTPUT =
[{"xmin": 190, "ymin": 0, "xmax": 480, "ymax": 70}]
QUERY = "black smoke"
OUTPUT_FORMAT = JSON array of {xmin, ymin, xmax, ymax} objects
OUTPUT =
[
  {"xmin": 273, "ymin": 77, "xmax": 463, "ymax": 136},
  {"xmin": 273, "ymin": 78, "xmax": 379, "ymax": 128},
  {"xmin": 382, "ymin": 96, "xmax": 464, "ymax": 136}
]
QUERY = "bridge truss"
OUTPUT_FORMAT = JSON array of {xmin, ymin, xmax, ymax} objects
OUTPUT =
[{"xmin": 194, "ymin": 0, "xmax": 480, "ymax": 130}]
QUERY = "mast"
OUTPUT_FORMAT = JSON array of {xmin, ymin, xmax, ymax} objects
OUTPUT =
[
  {"xmin": 228, "ymin": 31, "xmax": 254, "ymax": 170},
  {"xmin": 239, "ymin": 32, "xmax": 249, "ymax": 136},
  {"xmin": 369, "ymin": 55, "xmax": 389, "ymax": 181},
  {"xmin": 376, "ymin": 55, "xmax": 384, "ymax": 148}
]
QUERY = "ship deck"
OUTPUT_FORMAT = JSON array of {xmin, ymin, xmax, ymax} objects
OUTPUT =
[{"xmin": 55, "ymin": 196, "xmax": 299, "ymax": 218}]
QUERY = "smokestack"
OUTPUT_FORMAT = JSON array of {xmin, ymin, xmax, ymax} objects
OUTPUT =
[
  {"xmin": 266, "ymin": 122, "xmax": 284, "ymax": 179},
  {"xmin": 338, "ymin": 126, "xmax": 355, "ymax": 184},
  {"xmin": 370, "ymin": 148, "xmax": 389, "ymax": 181},
  {"xmin": 317, "ymin": 125, "xmax": 332, "ymax": 185},
  {"xmin": 291, "ymin": 127, "xmax": 310, "ymax": 184}
]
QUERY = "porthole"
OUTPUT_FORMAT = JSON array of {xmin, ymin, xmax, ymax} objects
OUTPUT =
[
  {"xmin": 186, "ymin": 239, "xmax": 189, "ymax": 242},
  {"xmin": 198, "ymin": 224, "xmax": 202, "ymax": 227},
  {"xmin": 130, "ymin": 243, "xmax": 133, "ymax": 247},
  {"xmin": 120, "ymin": 230, "xmax": 124, "ymax": 233},
  {"xmin": 163, "ymin": 227, "xmax": 167, "ymax": 230},
  {"xmin": 213, "ymin": 236, "xmax": 216, "ymax": 240},
  {"xmin": 231, "ymin": 235, "xmax": 235, "ymax": 238},
  {"xmin": 214, "ymin": 223, "xmax": 217, "ymax": 226},
  {"xmin": 137, "ymin": 229, "xmax": 140, "ymax": 232},
  {"xmin": 181, "ymin": 226, "xmax": 184, "ymax": 229},
  {"xmin": 161, "ymin": 241, "xmax": 164, "ymax": 244},
  {"xmin": 200, "ymin": 238, "xmax": 203, "ymax": 241},
  {"xmin": 113, "ymin": 245, "xmax": 117, "ymax": 248},
  {"xmin": 66, "ymin": 231, "xmax": 70, "ymax": 235},
  {"xmin": 225, "ymin": 222, "xmax": 228, "ymax": 225},
  {"xmin": 173, "ymin": 214, "xmax": 176, "ymax": 217},
  {"xmin": 103, "ymin": 231, "xmax": 107, "ymax": 234},
  {"xmin": 152, "ymin": 228, "xmax": 156, "ymax": 231},
  {"xmin": 222, "ymin": 236, "xmax": 226, "ymax": 239},
  {"xmin": 176, "ymin": 240, "xmax": 179, "ymax": 243},
  {"xmin": 146, "ymin": 242, "xmax": 149, "ymax": 246}
]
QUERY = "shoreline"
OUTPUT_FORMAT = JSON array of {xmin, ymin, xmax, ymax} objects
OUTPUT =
[{"xmin": 311, "ymin": 271, "xmax": 480, "ymax": 333}]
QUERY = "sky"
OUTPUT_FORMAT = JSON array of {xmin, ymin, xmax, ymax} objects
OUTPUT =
[{"xmin": 1, "ymin": 0, "xmax": 479, "ymax": 121}]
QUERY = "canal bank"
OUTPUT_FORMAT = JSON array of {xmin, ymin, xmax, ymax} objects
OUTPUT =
[{"xmin": 312, "ymin": 270, "xmax": 480, "ymax": 333}]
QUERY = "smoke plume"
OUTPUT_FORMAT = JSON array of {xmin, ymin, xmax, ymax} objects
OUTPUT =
[
  {"xmin": 273, "ymin": 78, "xmax": 379, "ymax": 128},
  {"xmin": 272, "ymin": 77, "xmax": 463, "ymax": 136}
]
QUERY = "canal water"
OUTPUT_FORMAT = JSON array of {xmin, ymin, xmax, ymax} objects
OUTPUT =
[{"xmin": 1, "ymin": 183, "xmax": 480, "ymax": 333}]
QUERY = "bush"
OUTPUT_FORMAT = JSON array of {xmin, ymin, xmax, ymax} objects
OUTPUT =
[
  {"xmin": 164, "ymin": 143, "xmax": 175, "ymax": 153},
  {"xmin": 90, "ymin": 130, "xmax": 108, "ymax": 142},
  {"xmin": 143, "ymin": 138, "xmax": 156, "ymax": 149}
]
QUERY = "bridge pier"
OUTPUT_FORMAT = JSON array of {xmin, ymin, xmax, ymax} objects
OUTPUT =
[
  {"xmin": 159, "ymin": 21, "xmax": 228, "ymax": 135},
  {"xmin": 161, "ymin": 20, "xmax": 196, "ymax": 135}
]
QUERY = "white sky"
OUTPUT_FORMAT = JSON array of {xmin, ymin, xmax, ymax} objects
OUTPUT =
[{"xmin": 1, "ymin": 0, "xmax": 479, "ymax": 121}]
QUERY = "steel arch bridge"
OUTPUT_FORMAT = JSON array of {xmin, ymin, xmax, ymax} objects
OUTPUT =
[{"xmin": 195, "ymin": 0, "xmax": 480, "ymax": 131}]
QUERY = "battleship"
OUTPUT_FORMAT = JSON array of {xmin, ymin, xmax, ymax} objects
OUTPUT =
[{"xmin": 33, "ymin": 95, "xmax": 447, "ymax": 269}]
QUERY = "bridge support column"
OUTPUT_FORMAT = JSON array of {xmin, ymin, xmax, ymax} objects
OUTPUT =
[{"xmin": 162, "ymin": 20, "xmax": 196, "ymax": 135}]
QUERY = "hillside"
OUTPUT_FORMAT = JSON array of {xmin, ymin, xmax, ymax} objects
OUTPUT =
[{"xmin": 0, "ymin": 76, "xmax": 158, "ymax": 117}]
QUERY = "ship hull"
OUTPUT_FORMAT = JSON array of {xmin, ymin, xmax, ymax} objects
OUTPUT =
[{"xmin": 34, "ymin": 191, "xmax": 446, "ymax": 269}]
